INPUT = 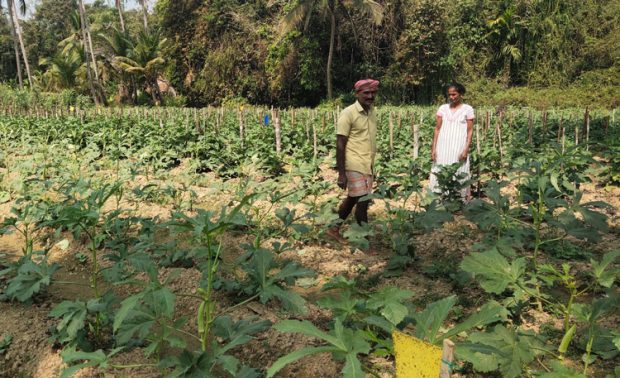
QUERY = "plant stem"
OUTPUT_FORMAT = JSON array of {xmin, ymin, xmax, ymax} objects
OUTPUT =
[
  {"xmin": 110, "ymin": 363, "xmax": 158, "ymax": 369},
  {"xmin": 221, "ymin": 293, "xmax": 261, "ymax": 315},
  {"xmin": 53, "ymin": 281, "xmax": 91, "ymax": 286}
]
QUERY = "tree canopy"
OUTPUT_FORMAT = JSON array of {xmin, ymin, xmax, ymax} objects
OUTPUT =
[{"xmin": 0, "ymin": 0, "xmax": 618, "ymax": 107}]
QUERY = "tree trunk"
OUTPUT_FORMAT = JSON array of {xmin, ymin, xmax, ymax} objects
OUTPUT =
[
  {"xmin": 10, "ymin": 0, "xmax": 32, "ymax": 87},
  {"xmin": 326, "ymin": 0, "xmax": 336, "ymax": 100},
  {"xmin": 78, "ymin": 0, "xmax": 100, "ymax": 106},
  {"xmin": 139, "ymin": 0, "xmax": 149, "ymax": 33},
  {"xmin": 78, "ymin": 1, "xmax": 99, "ymax": 82},
  {"xmin": 115, "ymin": 0, "xmax": 126, "ymax": 32},
  {"xmin": 5, "ymin": 1, "xmax": 23, "ymax": 88}
]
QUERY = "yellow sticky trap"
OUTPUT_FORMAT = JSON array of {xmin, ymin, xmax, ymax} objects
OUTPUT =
[{"xmin": 393, "ymin": 331, "xmax": 442, "ymax": 378}]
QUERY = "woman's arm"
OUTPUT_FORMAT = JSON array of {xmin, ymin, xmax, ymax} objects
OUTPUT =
[
  {"xmin": 431, "ymin": 115, "xmax": 442, "ymax": 162},
  {"xmin": 459, "ymin": 118, "xmax": 474, "ymax": 161}
]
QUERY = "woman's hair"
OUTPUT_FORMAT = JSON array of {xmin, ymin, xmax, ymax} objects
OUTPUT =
[{"xmin": 446, "ymin": 82, "xmax": 466, "ymax": 95}]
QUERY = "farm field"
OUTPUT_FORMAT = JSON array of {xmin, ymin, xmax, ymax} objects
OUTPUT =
[{"xmin": 0, "ymin": 105, "xmax": 619, "ymax": 378}]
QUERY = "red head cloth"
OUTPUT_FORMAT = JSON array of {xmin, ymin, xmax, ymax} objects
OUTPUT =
[{"xmin": 354, "ymin": 79, "xmax": 380, "ymax": 92}]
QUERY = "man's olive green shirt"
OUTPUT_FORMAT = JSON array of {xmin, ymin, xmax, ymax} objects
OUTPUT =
[{"xmin": 336, "ymin": 100, "xmax": 377, "ymax": 175}]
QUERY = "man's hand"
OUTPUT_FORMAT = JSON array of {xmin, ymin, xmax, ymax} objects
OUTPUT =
[
  {"xmin": 337, "ymin": 172, "xmax": 347, "ymax": 189},
  {"xmin": 459, "ymin": 150, "xmax": 468, "ymax": 161},
  {"xmin": 431, "ymin": 149, "xmax": 437, "ymax": 162}
]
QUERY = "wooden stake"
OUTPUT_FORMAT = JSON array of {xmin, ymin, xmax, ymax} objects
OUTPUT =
[
  {"xmin": 272, "ymin": 107, "xmax": 281, "ymax": 154},
  {"xmin": 439, "ymin": 339, "xmax": 455, "ymax": 378},
  {"xmin": 584, "ymin": 107, "xmax": 590, "ymax": 151},
  {"xmin": 312, "ymin": 119, "xmax": 318, "ymax": 161},
  {"xmin": 411, "ymin": 114, "xmax": 420, "ymax": 160},
  {"xmin": 528, "ymin": 111, "xmax": 533, "ymax": 145},
  {"xmin": 475, "ymin": 121, "xmax": 481, "ymax": 197},
  {"xmin": 496, "ymin": 112, "xmax": 503, "ymax": 161},
  {"xmin": 238, "ymin": 110, "xmax": 244, "ymax": 148},
  {"xmin": 389, "ymin": 111, "xmax": 394, "ymax": 159}
]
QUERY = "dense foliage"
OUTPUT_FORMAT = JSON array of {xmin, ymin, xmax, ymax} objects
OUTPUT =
[{"xmin": 0, "ymin": 0, "xmax": 618, "ymax": 107}]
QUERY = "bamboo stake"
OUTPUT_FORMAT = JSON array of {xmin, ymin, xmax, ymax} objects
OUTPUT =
[
  {"xmin": 312, "ymin": 118, "xmax": 317, "ymax": 161},
  {"xmin": 411, "ymin": 114, "xmax": 420, "ymax": 160},
  {"xmin": 528, "ymin": 111, "xmax": 533, "ymax": 145},
  {"xmin": 238, "ymin": 110, "xmax": 244, "ymax": 148},
  {"xmin": 557, "ymin": 114, "xmax": 563, "ymax": 143},
  {"xmin": 475, "ymin": 121, "xmax": 481, "ymax": 197},
  {"xmin": 584, "ymin": 107, "xmax": 590, "ymax": 151},
  {"xmin": 272, "ymin": 107, "xmax": 281, "ymax": 154},
  {"xmin": 389, "ymin": 111, "xmax": 394, "ymax": 159},
  {"xmin": 439, "ymin": 339, "xmax": 455, "ymax": 378},
  {"xmin": 497, "ymin": 112, "xmax": 503, "ymax": 161}
]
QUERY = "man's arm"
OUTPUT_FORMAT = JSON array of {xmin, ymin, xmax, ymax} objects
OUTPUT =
[{"xmin": 336, "ymin": 134, "xmax": 348, "ymax": 189}]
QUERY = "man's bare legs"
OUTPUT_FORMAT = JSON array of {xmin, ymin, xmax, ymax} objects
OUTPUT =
[{"xmin": 327, "ymin": 196, "xmax": 370, "ymax": 243}]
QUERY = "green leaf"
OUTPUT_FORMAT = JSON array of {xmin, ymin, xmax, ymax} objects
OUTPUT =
[
  {"xmin": 213, "ymin": 316, "xmax": 271, "ymax": 355},
  {"xmin": 274, "ymin": 320, "xmax": 345, "ymax": 350},
  {"xmin": 465, "ymin": 325, "xmax": 543, "ymax": 378},
  {"xmin": 113, "ymin": 294, "xmax": 143, "ymax": 332},
  {"xmin": 0, "ymin": 334, "xmax": 12, "ymax": 354},
  {"xmin": 59, "ymin": 349, "xmax": 108, "ymax": 378},
  {"xmin": 366, "ymin": 286, "xmax": 413, "ymax": 326},
  {"xmin": 49, "ymin": 300, "xmax": 88, "ymax": 341},
  {"xmin": 412, "ymin": 296, "xmax": 456, "ymax": 344},
  {"xmin": 537, "ymin": 361, "xmax": 586, "ymax": 377},
  {"xmin": 461, "ymin": 249, "xmax": 526, "ymax": 294},
  {"xmin": 342, "ymin": 352, "xmax": 365, "ymax": 378},
  {"xmin": 455, "ymin": 343, "xmax": 500, "ymax": 372},
  {"xmin": 414, "ymin": 200, "xmax": 453, "ymax": 231},
  {"xmin": 317, "ymin": 291, "xmax": 362, "ymax": 322},
  {"xmin": 266, "ymin": 346, "xmax": 339, "ymax": 378},
  {"xmin": 342, "ymin": 223, "xmax": 371, "ymax": 250},
  {"xmin": 590, "ymin": 250, "xmax": 620, "ymax": 288},
  {"xmin": 4, "ymin": 258, "xmax": 59, "ymax": 302},
  {"xmin": 443, "ymin": 300, "xmax": 509, "ymax": 339}
]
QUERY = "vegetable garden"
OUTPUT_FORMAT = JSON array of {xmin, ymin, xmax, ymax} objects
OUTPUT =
[{"xmin": 0, "ymin": 105, "xmax": 618, "ymax": 377}]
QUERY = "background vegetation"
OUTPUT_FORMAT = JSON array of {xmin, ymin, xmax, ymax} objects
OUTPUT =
[{"xmin": 1, "ymin": 0, "xmax": 619, "ymax": 108}]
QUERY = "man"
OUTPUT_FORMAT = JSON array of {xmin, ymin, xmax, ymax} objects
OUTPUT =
[{"xmin": 326, "ymin": 79, "xmax": 379, "ymax": 248}]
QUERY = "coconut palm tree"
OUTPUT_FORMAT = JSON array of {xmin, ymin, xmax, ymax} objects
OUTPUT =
[
  {"xmin": 138, "ymin": 0, "xmax": 148, "ymax": 32},
  {"xmin": 39, "ymin": 48, "xmax": 83, "ymax": 91},
  {"xmin": 2, "ymin": 1, "xmax": 22, "ymax": 88},
  {"xmin": 2, "ymin": 0, "xmax": 32, "ymax": 87},
  {"xmin": 76, "ymin": 0, "xmax": 106, "ymax": 105},
  {"xmin": 100, "ymin": 27, "xmax": 136, "ymax": 103},
  {"xmin": 115, "ymin": 31, "xmax": 167, "ymax": 105},
  {"xmin": 280, "ymin": 0, "xmax": 384, "ymax": 99},
  {"xmin": 115, "ymin": 0, "xmax": 126, "ymax": 32}
]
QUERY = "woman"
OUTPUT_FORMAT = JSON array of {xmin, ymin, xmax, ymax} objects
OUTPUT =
[{"xmin": 429, "ymin": 83, "xmax": 475, "ymax": 201}]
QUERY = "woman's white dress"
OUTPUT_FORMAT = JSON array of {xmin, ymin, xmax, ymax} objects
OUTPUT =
[{"xmin": 428, "ymin": 103, "xmax": 475, "ymax": 198}]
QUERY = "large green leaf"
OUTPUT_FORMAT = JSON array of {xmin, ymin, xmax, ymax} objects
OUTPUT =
[
  {"xmin": 366, "ymin": 286, "xmax": 414, "ymax": 326},
  {"xmin": 461, "ymin": 249, "xmax": 526, "ymax": 294},
  {"xmin": 4, "ymin": 258, "xmax": 59, "ymax": 302},
  {"xmin": 462, "ymin": 325, "xmax": 543, "ymax": 378},
  {"xmin": 412, "ymin": 296, "xmax": 456, "ymax": 344},
  {"xmin": 49, "ymin": 300, "xmax": 88, "ymax": 342},
  {"xmin": 537, "ymin": 361, "xmax": 586, "ymax": 377},
  {"xmin": 590, "ymin": 250, "xmax": 620, "ymax": 288},
  {"xmin": 274, "ymin": 320, "xmax": 345, "ymax": 349},
  {"xmin": 442, "ymin": 300, "xmax": 509, "ymax": 339},
  {"xmin": 266, "ymin": 346, "xmax": 339, "ymax": 378}
]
